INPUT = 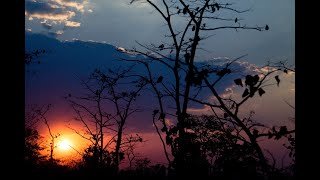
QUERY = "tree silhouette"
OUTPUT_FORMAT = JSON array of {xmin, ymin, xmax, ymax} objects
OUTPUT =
[
  {"xmin": 66, "ymin": 66, "xmax": 146, "ymax": 173},
  {"xmin": 31, "ymin": 104, "xmax": 60, "ymax": 165},
  {"xmin": 127, "ymin": 0, "xmax": 294, "ymax": 178},
  {"xmin": 134, "ymin": 157, "xmax": 151, "ymax": 176},
  {"xmin": 91, "ymin": 67, "xmax": 146, "ymax": 173},
  {"xmin": 24, "ymin": 126, "xmax": 46, "ymax": 168},
  {"xmin": 24, "ymin": 1, "xmax": 294, "ymax": 178},
  {"xmin": 66, "ymin": 72, "xmax": 114, "ymax": 170}
]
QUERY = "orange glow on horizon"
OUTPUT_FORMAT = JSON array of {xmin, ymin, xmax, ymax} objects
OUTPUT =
[{"xmin": 38, "ymin": 122, "xmax": 119, "ymax": 164}]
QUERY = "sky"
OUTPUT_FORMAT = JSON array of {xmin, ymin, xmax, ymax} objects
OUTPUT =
[
  {"xmin": 25, "ymin": 0, "xmax": 295, "ymax": 168},
  {"xmin": 25, "ymin": 0, "xmax": 295, "ymax": 65}
]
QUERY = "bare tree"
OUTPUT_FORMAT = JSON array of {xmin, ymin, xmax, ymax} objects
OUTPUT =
[
  {"xmin": 91, "ymin": 67, "xmax": 146, "ymax": 172},
  {"xmin": 126, "ymin": 0, "xmax": 294, "ymax": 177},
  {"xmin": 66, "ymin": 66, "xmax": 146, "ymax": 172},
  {"xmin": 31, "ymin": 104, "xmax": 60, "ymax": 164},
  {"xmin": 122, "ymin": 134, "xmax": 143, "ymax": 170},
  {"xmin": 66, "ymin": 71, "xmax": 114, "ymax": 169}
]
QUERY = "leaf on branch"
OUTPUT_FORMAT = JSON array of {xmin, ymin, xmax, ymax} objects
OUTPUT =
[
  {"xmin": 211, "ymin": 6, "xmax": 215, "ymax": 12},
  {"xmin": 284, "ymin": 69, "xmax": 288, "ymax": 74},
  {"xmin": 192, "ymin": 25, "xmax": 195, "ymax": 31},
  {"xmin": 245, "ymin": 75, "xmax": 253, "ymax": 86},
  {"xmin": 253, "ymin": 129, "xmax": 259, "ymax": 137},
  {"xmin": 158, "ymin": 44, "xmax": 164, "ymax": 50},
  {"xmin": 108, "ymin": 69, "xmax": 114, "ymax": 74},
  {"xmin": 215, "ymin": 3, "xmax": 220, "ymax": 10},
  {"xmin": 166, "ymin": 136, "xmax": 172, "ymax": 145},
  {"xmin": 223, "ymin": 113, "xmax": 228, "ymax": 118},
  {"xmin": 200, "ymin": 69, "xmax": 209, "ymax": 77},
  {"xmin": 161, "ymin": 126, "xmax": 167, "ymax": 132},
  {"xmin": 121, "ymin": 92, "xmax": 128, "ymax": 97},
  {"xmin": 275, "ymin": 75, "xmax": 280, "ymax": 87},
  {"xmin": 156, "ymin": 76, "xmax": 163, "ymax": 83},
  {"xmin": 253, "ymin": 75, "xmax": 259, "ymax": 85},
  {"xmin": 265, "ymin": 24, "xmax": 269, "ymax": 31},
  {"xmin": 242, "ymin": 88, "xmax": 249, "ymax": 98},
  {"xmin": 153, "ymin": 109, "xmax": 159, "ymax": 115},
  {"xmin": 275, "ymin": 133, "xmax": 281, "ymax": 140},
  {"xmin": 272, "ymin": 126, "xmax": 276, "ymax": 133},
  {"xmin": 183, "ymin": 7, "xmax": 187, "ymax": 14},
  {"xmin": 168, "ymin": 127, "xmax": 178, "ymax": 136},
  {"xmin": 159, "ymin": 113, "xmax": 166, "ymax": 120},
  {"xmin": 279, "ymin": 126, "xmax": 288, "ymax": 135},
  {"xmin": 184, "ymin": 53, "xmax": 190, "ymax": 63},
  {"xmin": 258, "ymin": 88, "xmax": 266, "ymax": 97},
  {"xmin": 217, "ymin": 68, "xmax": 231, "ymax": 76},
  {"xmin": 249, "ymin": 86, "xmax": 257, "ymax": 97},
  {"xmin": 235, "ymin": 18, "xmax": 238, "ymax": 23},
  {"xmin": 234, "ymin": 78, "xmax": 243, "ymax": 87},
  {"xmin": 119, "ymin": 152, "xmax": 125, "ymax": 160}
]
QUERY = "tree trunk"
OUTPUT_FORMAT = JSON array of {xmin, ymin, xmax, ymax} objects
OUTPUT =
[
  {"xmin": 100, "ymin": 131, "xmax": 103, "ymax": 167},
  {"xmin": 114, "ymin": 123, "xmax": 124, "ymax": 173}
]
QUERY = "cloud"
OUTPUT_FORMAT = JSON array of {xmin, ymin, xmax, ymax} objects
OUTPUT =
[
  {"xmin": 56, "ymin": 30, "xmax": 64, "ymax": 35},
  {"xmin": 187, "ymin": 105, "xmax": 211, "ymax": 114},
  {"xmin": 28, "ymin": 11, "xmax": 76, "ymax": 21},
  {"xmin": 53, "ymin": 0, "xmax": 87, "ymax": 12},
  {"xmin": 185, "ymin": 61, "xmax": 295, "ymax": 128},
  {"xmin": 25, "ymin": 0, "xmax": 75, "ymax": 20},
  {"xmin": 25, "ymin": 0, "xmax": 91, "ymax": 30},
  {"xmin": 46, "ymin": 30, "xmax": 65, "ymax": 38},
  {"xmin": 65, "ymin": 20, "xmax": 81, "ymax": 27},
  {"xmin": 41, "ymin": 21, "xmax": 53, "ymax": 30}
]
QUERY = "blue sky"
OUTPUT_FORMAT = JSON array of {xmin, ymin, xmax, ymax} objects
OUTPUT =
[{"xmin": 25, "ymin": 0, "xmax": 294, "ymax": 65}]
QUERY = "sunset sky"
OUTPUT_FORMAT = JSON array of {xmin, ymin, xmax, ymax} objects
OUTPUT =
[{"xmin": 25, "ymin": 0, "xmax": 295, "ymax": 168}]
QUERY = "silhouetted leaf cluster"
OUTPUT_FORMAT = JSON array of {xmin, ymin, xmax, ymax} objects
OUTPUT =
[
  {"xmin": 234, "ymin": 74, "xmax": 267, "ymax": 98},
  {"xmin": 268, "ymin": 126, "xmax": 288, "ymax": 140},
  {"xmin": 25, "ymin": 128, "xmax": 46, "ymax": 166},
  {"xmin": 189, "ymin": 69, "xmax": 209, "ymax": 87},
  {"xmin": 284, "ymin": 135, "xmax": 295, "ymax": 160},
  {"xmin": 25, "ymin": 49, "xmax": 46, "ymax": 65}
]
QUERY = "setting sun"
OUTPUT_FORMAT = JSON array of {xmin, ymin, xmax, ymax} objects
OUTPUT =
[{"xmin": 58, "ymin": 139, "xmax": 72, "ymax": 151}]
